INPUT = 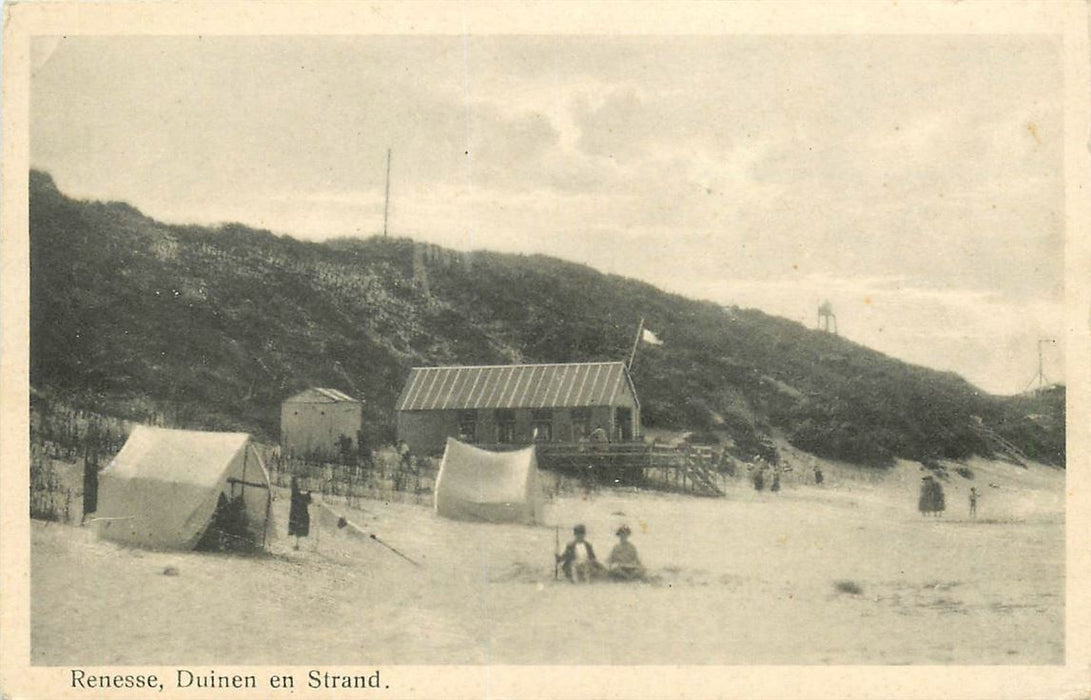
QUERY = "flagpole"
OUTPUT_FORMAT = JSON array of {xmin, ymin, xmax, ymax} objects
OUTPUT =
[
  {"xmin": 383, "ymin": 148, "xmax": 392, "ymax": 237},
  {"xmin": 627, "ymin": 318, "xmax": 645, "ymax": 371}
]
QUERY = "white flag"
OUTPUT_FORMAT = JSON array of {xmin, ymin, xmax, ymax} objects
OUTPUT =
[{"xmin": 641, "ymin": 328, "xmax": 664, "ymax": 346}]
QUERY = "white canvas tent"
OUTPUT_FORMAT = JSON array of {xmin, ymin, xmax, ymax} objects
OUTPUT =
[
  {"xmin": 434, "ymin": 438, "xmax": 542, "ymax": 524},
  {"xmin": 95, "ymin": 426, "xmax": 272, "ymax": 550}
]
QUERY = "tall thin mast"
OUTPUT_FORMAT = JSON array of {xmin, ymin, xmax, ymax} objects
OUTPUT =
[
  {"xmin": 383, "ymin": 148, "xmax": 392, "ymax": 237},
  {"xmin": 627, "ymin": 318, "xmax": 645, "ymax": 371},
  {"xmin": 1031, "ymin": 337, "xmax": 1055, "ymax": 392},
  {"xmin": 1037, "ymin": 338, "xmax": 1054, "ymax": 391}
]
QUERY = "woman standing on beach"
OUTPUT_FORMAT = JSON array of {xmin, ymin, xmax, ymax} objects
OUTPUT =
[{"xmin": 288, "ymin": 476, "xmax": 312, "ymax": 550}]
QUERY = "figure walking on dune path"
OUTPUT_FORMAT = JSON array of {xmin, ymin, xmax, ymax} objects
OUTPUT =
[
  {"xmin": 557, "ymin": 524, "xmax": 603, "ymax": 582},
  {"xmin": 288, "ymin": 476, "xmax": 312, "ymax": 550},
  {"xmin": 969, "ymin": 487, "xmax": 979, "ymax": 519}
]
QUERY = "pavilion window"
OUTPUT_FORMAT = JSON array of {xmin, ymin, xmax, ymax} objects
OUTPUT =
[
  {"xmin": 496, "ymin": 410, "xmax": 516, "ymax": 443},
  {"xmin": 532, "ymin": 409, "xmax": 553, "ymax": 442},
  {"xmin": 458, "ymin": 410, "xmax": 477, "ymax": 443},
  {"xmin": 571, "ymin": 408, "xmax": 592, "ymax": 441}
]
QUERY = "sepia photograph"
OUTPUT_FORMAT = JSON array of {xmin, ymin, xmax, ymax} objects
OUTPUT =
[{"xmin": 2, "ymin": 2, "xmax": 1090, "ymax": 698}]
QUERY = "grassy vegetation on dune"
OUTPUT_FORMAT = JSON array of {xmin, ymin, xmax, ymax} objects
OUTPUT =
[{"xmin": 28, "ymin": 170, "xmax": 1064, "ymax": 466}]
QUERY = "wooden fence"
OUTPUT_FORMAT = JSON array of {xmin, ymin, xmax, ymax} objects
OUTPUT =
[
  {"xmin": 262, "ymin": 451, "xmax": 441, "ymax": 509},
  {"xmin": 27, "ymin": 394, "xmax": 739, "ymax": 530},
  {"xmin": 29, "ymin": 397, "xmax": 131, "ymax": 524},
  {"xmin": 474, "ymin": 441, "xmax": 729, "ymax": 497}
]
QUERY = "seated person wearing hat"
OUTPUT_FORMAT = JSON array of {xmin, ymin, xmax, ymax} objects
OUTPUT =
[
  {"xmin": 607, "ymin": 524, "xmax": 645, "ymax": 581},
  {"xmin": 557, "ymin": 524, "xmax": 602, "ymax": 582}
]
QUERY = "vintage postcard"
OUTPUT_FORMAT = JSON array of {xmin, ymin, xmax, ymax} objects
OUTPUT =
[{"xmin": 2, "ymin": 2, "xmax": 1089, "ymax": 698}]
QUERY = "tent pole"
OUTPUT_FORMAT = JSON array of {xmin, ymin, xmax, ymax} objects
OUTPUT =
[
  {"xmin": 383, "ymin": 148, "xmax": 392, "ymax": 237},
  {"xmin": 261, "ymin": 487, "xmax": 271, "ymax": 550},
  {"xmin": 241, "ymin": 445, "xmax": 248, "ymax": 500}
]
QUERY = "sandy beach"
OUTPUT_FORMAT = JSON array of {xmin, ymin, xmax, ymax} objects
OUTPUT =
[{"xmin": 31, "ymin": 456, "xmax": 1064, "ymax": 666}]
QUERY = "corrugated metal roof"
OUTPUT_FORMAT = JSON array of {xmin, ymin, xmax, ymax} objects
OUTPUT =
[
  {"xmin": 396, "ymin": 362, "xmax": 636, "ymax": 411},
  {"xmin": 284, "ymin": 387, "xmax": 359, "ymax": 404}
]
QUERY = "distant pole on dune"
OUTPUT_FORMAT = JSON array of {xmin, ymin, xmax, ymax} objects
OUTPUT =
[
  {"xmin": 627, "ymin": 318, "xmax": 645, "ymax": 371},
  {"xmin": 383, "ymin": 148, "xmax": 392, "ymax": 237},
  {"xmin": 1026, "ymin": 337, "xmax": 1056, "ymax": 393},
  {"xmin": 1036, "ymin": 338, "xmax": 1055, "ymax": 392}
]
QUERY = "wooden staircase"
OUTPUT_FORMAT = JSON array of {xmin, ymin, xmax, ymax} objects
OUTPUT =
[
  {"xmin": 681, "ymin": 461, "xmax": 724, "ymax": 497},
  {"xmin": 677, "ymin": 446, "xmax": 724, "ymax": 497},
  {"xmin": 970, "ymin": 419, "xmax": 1030, "ymax": 467}
]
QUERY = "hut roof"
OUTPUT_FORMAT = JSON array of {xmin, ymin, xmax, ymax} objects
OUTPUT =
[
  {"xmin": 284, "ymin": 387, "xmax": 359, "ymax": 404},
  {"xmin": 396, "ymin": 362, "xmax": 637, "ymax": 412}
]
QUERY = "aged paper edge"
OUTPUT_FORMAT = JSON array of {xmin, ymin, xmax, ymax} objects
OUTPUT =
[{"xmin": 1, "ymin": 2, "xmax": 1089, "ymax": 699}]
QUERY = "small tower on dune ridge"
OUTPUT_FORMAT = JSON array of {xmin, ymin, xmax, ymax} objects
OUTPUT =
[{"xmin": 817, "ymin": 300, "xmax": 837, "ymax": 335}]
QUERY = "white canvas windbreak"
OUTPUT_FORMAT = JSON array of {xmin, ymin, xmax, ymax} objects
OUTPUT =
[
  {"xmin": 95, "ymin": 426, "xmax": 271, "ymax": 549},
  {"xmin": 434, "ymin": 438, "xmax": 542, "ymax": 524}
]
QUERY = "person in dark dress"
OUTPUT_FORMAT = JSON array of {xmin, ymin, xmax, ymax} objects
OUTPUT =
[
  {"xmin": 919, "ymin": 475, "xmax": 946, "ymax": 516},
  {"xmin": 288, "ymin": 476, "xmax": 312, "ymax": 550},
  {"xmin": 81, "ymin": 449, "xmax": 99, "ymax": 523},
  {"xmin": 919, "ymin": 476, "xmax": 934, "ymax": 515},
  {"xmin": 932, "ymin": 478, "xmax": 946, "ymax": 515}
]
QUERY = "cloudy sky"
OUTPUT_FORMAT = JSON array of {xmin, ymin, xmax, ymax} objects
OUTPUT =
[{"xmin": 30, "ymin": 35, "xmax": 1065, "ymax": 394}]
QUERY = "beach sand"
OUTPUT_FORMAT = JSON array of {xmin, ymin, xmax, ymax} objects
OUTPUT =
[{"xmin": 31, "ymin": 456, "xmax": 1064, "ymax": 665}]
